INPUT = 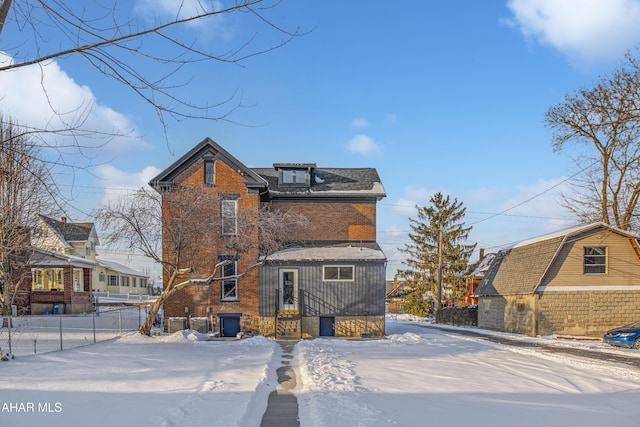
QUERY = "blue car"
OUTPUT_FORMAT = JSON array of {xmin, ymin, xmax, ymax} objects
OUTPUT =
[{"xmin": 603, "ymin": 321, "xmax": 640, "ymax": 349}]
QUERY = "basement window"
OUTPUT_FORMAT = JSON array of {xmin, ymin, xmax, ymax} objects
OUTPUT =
[{"xmin": 583, "ymin": 246, "xmax": 607, "ymax": 274}]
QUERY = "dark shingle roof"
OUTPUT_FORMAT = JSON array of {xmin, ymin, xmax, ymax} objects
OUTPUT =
[
  {"xmin": 253, "ymin": 167, "xmax": 386, "ymax": 199},
  {"xmin": 475, "ymin": 236, "xmax": 564, "ymax": 296},
  {"xmin": 149, "ymin": 138, "xmax": 386, "ymax": 200},
  {"xmin": 39, "ymin": 215, "xmax": 94, "ymax": 243}
]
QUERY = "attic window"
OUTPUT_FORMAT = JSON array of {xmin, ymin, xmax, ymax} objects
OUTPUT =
[
  {"xmin": 275, "ymin": 162, "xmax": 315, "ymax": 187},
  {"xmin": 204, "ymin": 160, "xmax": 215, "ymax": 185},
  {"xmin": 584, "ymin": 246, "xmax": 607, "ymax": 274},
  {"xmin": 281, "ymin": 169, "xmax": 308, "ymax": 186}
]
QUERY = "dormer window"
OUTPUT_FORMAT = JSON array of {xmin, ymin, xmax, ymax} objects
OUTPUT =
[
  {"xmin": 275, "ymin": 162, "xmax": 315, "ymax": 188},
  {"xmin": 282, "ymin": 169, "xmax": 307, "ymax": 185}
]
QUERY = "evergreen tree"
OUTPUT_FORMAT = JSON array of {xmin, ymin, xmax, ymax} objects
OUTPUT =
[{"xmin": 398, "ymin": 193, "xmax": 476, "ymax": 316}]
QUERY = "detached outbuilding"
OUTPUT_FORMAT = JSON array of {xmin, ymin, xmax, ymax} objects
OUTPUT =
[{"xmin": 474, "ymin": 222, "xmax": 640, "ymax": 337}]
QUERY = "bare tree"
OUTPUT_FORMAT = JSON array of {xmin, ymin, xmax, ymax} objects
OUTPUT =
[
  {"xmin": 0, "ymin": 1, "xmax": 302, "ymax": 133},
  {"xmin": 545, "ymin": 52, "xmax": 640, "ymax": 232},
  {"xmin": 95, "ymin": 185, "xmax": 309, "ymax": 335},
  {"xmin": 0, "ymin": 115, "xmax": 59, "ymax": 316}
]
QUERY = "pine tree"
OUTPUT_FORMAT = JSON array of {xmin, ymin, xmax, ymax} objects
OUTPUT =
[{"xmin": 398, "ymin": 192, "xmax": 476, "ymax": 316}]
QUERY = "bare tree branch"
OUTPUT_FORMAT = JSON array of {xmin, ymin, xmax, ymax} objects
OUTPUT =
[
  {"xmin": 95, "ymin": 183, "xmax": 310, "ymax": 335},
  {"xmin": 546, "ymin": 51, "xmax": 640, "ymax": 232}
]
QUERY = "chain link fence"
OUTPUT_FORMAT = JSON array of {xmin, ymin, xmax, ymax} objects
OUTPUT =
[{"xmin": 0, "ymin": 306, "xmax": 149, "ymax": 358}]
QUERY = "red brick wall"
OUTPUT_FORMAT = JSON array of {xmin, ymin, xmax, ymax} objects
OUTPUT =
[
  {"xmin": 162, "ymin": 159, "xmax": 261, "ymax": 321},
  {"xmin": 269, "ymin": 200, "xmax": 377, "ymax": 241}
]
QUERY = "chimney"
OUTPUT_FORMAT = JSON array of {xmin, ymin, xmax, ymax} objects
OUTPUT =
[
  {"xmin": 61, "ymin": 217, "xmax": 67, "ymax": 223},
  {"xmin": 479, "ymin": 248, "xmax": 485, "ymax": 260}
]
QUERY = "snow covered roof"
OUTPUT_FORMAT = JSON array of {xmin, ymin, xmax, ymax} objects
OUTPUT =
[
  {"xmin": 97, "ymin": 258, "xmax": 149, "ymax": 278},
  {"xmin": 505, "ymin": 222, "xmax": 637, "ymax": 250},
  {"xmin": 266, "ymin": 243, "xmax": 386, "ymax": 262},
  {"xmin": 31, "ymin": 248, "xmax": 97, "ymax": 269},
  {"xmin": 464, "ymin": 252, "xmax": 496, "ymax": 277}
]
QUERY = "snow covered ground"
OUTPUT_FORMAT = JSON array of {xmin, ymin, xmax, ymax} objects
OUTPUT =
[
  {"xmin": 1, "ymin": 315, "xmax": 639, "ymax": 426},
  {"xmin": 0, "ymin": 308, "xmax": 146, "ymax": 357}
]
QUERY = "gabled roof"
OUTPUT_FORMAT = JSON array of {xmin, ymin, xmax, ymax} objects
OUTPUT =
[
  {"xmin": 38, "ymin": 215, "xmax": 99, "ymax": 248},
  {"xmin": 253, "ymin": 167, "xmax": 386, "ymax": 200},
  {"xmin": 474, "ymin": 222, "xmax": 640, "ymax": 297},
  {"xmin": 149, "ymin": 138, "xmax": 386, "ymax": 200},
  {"xmin": 148, "ymin": 137, "xmax": 267, "ymax": 191}
]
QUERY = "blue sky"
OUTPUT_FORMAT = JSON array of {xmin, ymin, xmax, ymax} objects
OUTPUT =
[{"xmin": 3, "ymin": 0, "xmax": 640, "ymax": 279}]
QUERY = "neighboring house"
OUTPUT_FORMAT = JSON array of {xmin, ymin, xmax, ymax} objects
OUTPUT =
[
  {"xmin": 30, "ymin": 248, "xmax": 95, "ymax": 314},
  {"xmin": 95, "ymin": 259, "xmax": 150, "ymax": 294},
  {"xmin": 474, "ymin": 222, "xmax": 640, "ymax": 337},
  {"xmin": 30, "ymin": 215, "xmax": 149, "ymax": 314},
  {"xmin": 459, "ymin": 249, "xmax": 495, "ymax": 306},
  {"xmin": 150, "ymin": 138, "xmax": 387, "ymax": 338}
]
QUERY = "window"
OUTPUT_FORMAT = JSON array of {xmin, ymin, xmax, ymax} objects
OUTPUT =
[
  {"xmin": 323, "ymin": 265, "xmax": 354, "ymax": 281},
  {"xmin": 584, "ymin": 246, "xmax": 607, "ymax": 274},
  {"xmin": 122, "ymin": 276, "xmax": 130, "ymax": 287},
  {"xmin": 55, "ymin": 270, "xmax": 63, "ymax": 286},
  {"xmin": 99, "ymin": 272, "xmax": 105, "ymax": 282},
  {"xmin": 85, "ymin": 245, "xmax": 90, "ymax": 256},
  {"xmin": 281, "ymin": 169, "xmax": 308, "ymax": 185},
  {"xmin": 221, "ymin": 199, "xmax": 237, "ymax": 235},
  {"xmin": 33, "ymin": 270, "xmax": 43, "ymax": 289},
  {"xmin": 133, "ymin": 277, "xmax": 137, "ymax": 287},
  {"xmin": 221, "ymin": 260, "xmax": 238, "ymax": 300},
  {"xmin": 204, "ymin": 160, "xmax": 215, "ymax": 185},
  {"xmin": 108, "ymin": 275, "xmax": 118, "ymax": 286}
]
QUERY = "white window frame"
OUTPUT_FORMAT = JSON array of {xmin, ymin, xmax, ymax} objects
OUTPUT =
[
  {"xmin": 584, "ymin": 246, "xmax": 607, "ymax": 274},
  {"xmin": 322, "ymin": 265, "xmax": 355, "ymax": 282},
  {"xmin": 221, "ymin": 260, "xmax": 238, "ymax": 301},
  {"xmin": 108, "ymin": 275, "xmax": 118, "ymax": 287},
  {"xmin": 221, "ymin": 199, "xmax": 238, "ymax": 236}
]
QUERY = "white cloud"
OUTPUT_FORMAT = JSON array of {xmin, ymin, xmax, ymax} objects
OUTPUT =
[
  {"xmin": 505, "ymin": 0, "xmax": 640, "ymax": 63},
  {"xmin": 393, "ymin": 186, "xmax": 442, "ymax": 217},
  {"xmin": 350, "ymin": 118, "xmax": 369, "ymax": 129},
  {"xmin": 0, "ymin": 52, "xmax": 147, "ymax": 156},
  {"xmin": 135, "ymin": 0, "xmax": 226, "ymax": 33},
  {"xmin": 95, "ymin": 164, "xmax": 162, "ymax": 205},
  {"xmin": 347, "ymin": 134, "xmax": 381, "ymax": 157}
]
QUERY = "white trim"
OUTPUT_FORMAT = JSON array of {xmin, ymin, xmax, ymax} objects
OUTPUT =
[
  {"xmin": 538, "ymin": 285, "xmax": 640, "ymax": 292},
  {"xmin": 279, "ymin": 268, "xmax": 299, "ymax": 311}
]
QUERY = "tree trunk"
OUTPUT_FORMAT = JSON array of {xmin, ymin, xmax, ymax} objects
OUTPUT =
[{"xmin": 0, "ymin": 0, "xmax": 12, "ymax": 35}]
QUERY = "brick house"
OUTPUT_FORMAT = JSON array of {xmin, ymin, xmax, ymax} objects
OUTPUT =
[
  {"xmin": 150, "ymin": 138, "xmax": 387, "ymax": 337},
  {"xmin": 474, "ymin": 222, "xmax": 640, "ymax": 337},
  {"xmin": 459, "ymin": 249, "xmax": 495, "ymax": 306}
]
